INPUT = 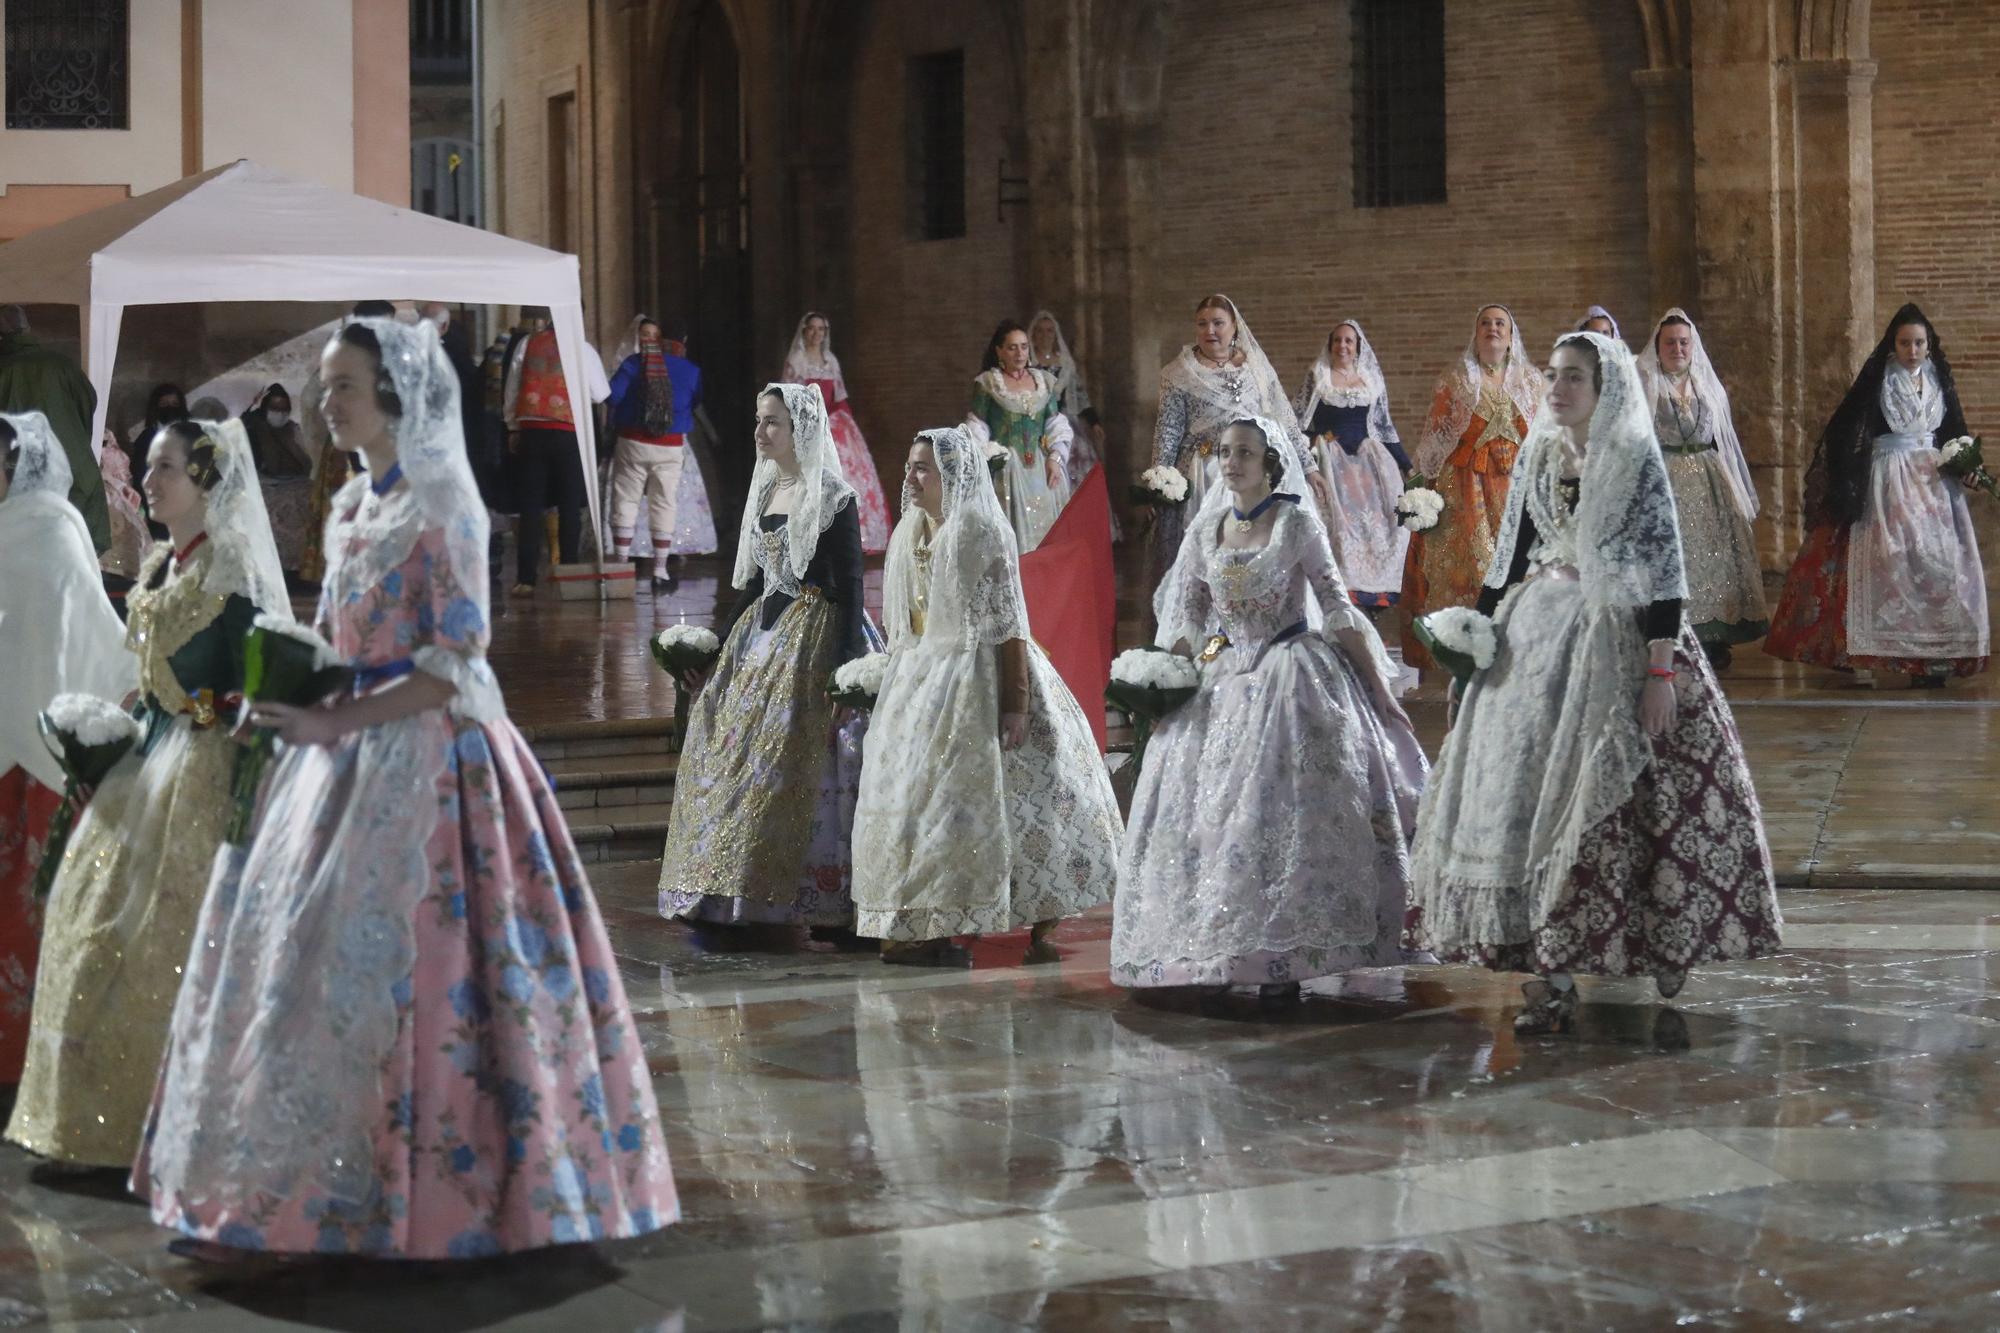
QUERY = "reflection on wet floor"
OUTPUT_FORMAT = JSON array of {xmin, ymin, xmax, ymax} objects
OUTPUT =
[{"xmin": 6, "ymin": 879, "xmax": 2000, "ymax": 1329}]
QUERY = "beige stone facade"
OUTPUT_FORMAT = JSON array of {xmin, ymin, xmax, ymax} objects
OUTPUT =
[{"xmin": 480, "ymin": 0, "xmax": 2000, "ymax": 560}]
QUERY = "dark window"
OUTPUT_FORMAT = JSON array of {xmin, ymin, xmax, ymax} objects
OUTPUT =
[
  {"xmin": 410, "ymin": 0, "xmax": 472, "ymax": 85},
  {"xmin": 905, "ymin": 50, "xmax": 965, "ymax": 241},
  {"xmin": 4, "ymin": 0, "xmax": 129, "ymax": 130},
  {"xmin": 1352, "ymin": 0, "xmax": 1446, "ymax": 208}
]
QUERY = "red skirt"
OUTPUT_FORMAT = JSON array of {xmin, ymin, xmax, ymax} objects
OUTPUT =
[
  {"xmin": 0, "ymin": 766, "xmax": 56, "ymax": 1082},
  {"xmin": 1767, "ymin": 521, "xmax": 1989, "ymax": 676}
]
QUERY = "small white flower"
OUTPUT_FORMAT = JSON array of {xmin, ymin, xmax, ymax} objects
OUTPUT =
[
  {"xmin": 655, "ymin": 625, "xmax": 720, "ymax": 655},
  {"xmin": 44, "ymin": 693, "xmax": 141, "ymax": 747},
  {"xmin": 252, "ymin": 614, "xmax": 342, "ymax": 668},
  {"xmin": 983, "ymin": 441, "xmax": 1010, "ymax": 463},
  {"xmin": 1942, "ymin": 436, "xmax": 1973, "ymax": 463},
  {"xmin": 833, "ymin": 652, "xmax": 890, "ymax": 697},
  {"xmin": 1111, "ymin": 648, "xmax": 1199, "ymax": 691},
  {"xmin": 1421, "ymin": 607, "xmax": 1497, "ymax": 669},
  {"xmin": 1137, "ymin": 466, "xmax": 1189, "ymax": 504}
]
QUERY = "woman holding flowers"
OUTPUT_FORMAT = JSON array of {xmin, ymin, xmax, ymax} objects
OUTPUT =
[
  {"xmin": 8, "ymin": 417, "xmax": 284, "ymax": 1174},
  {"xmin": 1400, "ymin": 306, "xmax": 1542, "ymax": 667},
  {"xmin": 1113, "ymin": 416, "xmax": 1425, "ymax": 1002},
  {"xmin": 1767, "ymin": 303, "xmax": 1988, "ymax": 686},
  {"xmin": 1409, "ymin": 332, "xmax": 1780, "ymax": 1035},
  {"xmin": 1292, "ymin": 320, "xmax": 1411, "ymax": 611},
  {"xmin": 659, "ymin": 384, "xmax": 873, "ymax": 929},
  {"xmin": 139, "ymin": 317, "xmax": 676, "ymax": 1259},
  {"xmin": 852, "ymin": 428, "xmax": 1120, "ymax": 967},
  {"xmin": 0, "ymin": 413, "xmax": 134, "ymax": 1086}
]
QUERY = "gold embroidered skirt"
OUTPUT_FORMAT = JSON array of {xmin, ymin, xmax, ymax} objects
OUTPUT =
[
  {"xmin": 658, "ymin": 593, "xmax": 844, "ymax": 919},
  {"xmin": 7, "ymin": 716, "xmax": 232, "ymax": 1165}
]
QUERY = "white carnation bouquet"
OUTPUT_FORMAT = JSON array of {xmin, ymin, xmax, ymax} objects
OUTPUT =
[
  {"xmin": 828, "ymin": 651, "xmax": 890, "ymax": 711},
  {"xmin": 1130, "ymin": 465, "xmax": 1189, "ymax": 509},
  {"xmin": 1105, "ymin": 646, "xmax": 1201, "ymax": 766},
  {"xmin": 1938, "ymin": 435, "xmax": 1997, "ymax": 497},
  {"xmin": 984, "ymin": 440, "xmax": 1011, "ymax": 478},
  {"xmin": 1413, "ymin": 607, "xmax": 1497, "ymax": 685},
  {"xmin": 1396, "ymin": 478, "xmax": 1445, "ymax": 532},
  {"xmin": 231, "ymin": 615, "xmax": 349, "ymax": 843},
  {"xmin": 651, "ymin": 622, "xmax": 724, "ymax": 750},
  {"xmin": 33, "ymin": 694, "xmax": 142, "ymax": 897}
]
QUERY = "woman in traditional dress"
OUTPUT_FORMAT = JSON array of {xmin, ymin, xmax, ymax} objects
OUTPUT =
[
  {"xmin": 1767, "ymin": 304, "xmax": 1988, "ymax": 686},
  {"xmin": 784, "ymin": 313, "xmax": 891, "ymax": 553},
  {"xmin": 659, "ymin": 384, "xmax": 873, "ymax": 929},
  {"xmin": 853, "ymin": 428, "xmax": 1121, "ymax": 967},
  {"xmin": 1151, "ymin": 295, "xmax": 1325, "ymax": 577},
  {"xmin": 140, "ymin": 317, "xmax": 676, "ymax": 1258},
  {"xmin": 1114, "ymin": 416, "xmax": 1425, "ymax": 1003},
  {"xmin": 1409, "ymin": 332, "xmax": 1781, "ymax": 1033},
  {"xmin": 1637, "ymin": 310, "xmax": 1769, "ymax": 666},
  {"xmin": 7, "ymin": 417, "xmax": 285, "ymax": 1176},
  {"xmin": 1400, "ymin": 305, "xmax": 1543, "ymax": 666},
  {"xmin": 1576, "ymin": 306, "xmax": 1622, "ymax": 341},
  {"xmin": 0, "ymin": 414, "xmax": 134, "ymax": 1086},
  {"xmin": 1292, "ymin": 320, "xmax": 1412, "ymax": 612},
  {"xmin": 124, "ymin": 383, "xmax": 188, "ymax": 476},
  {"xmin": 967, "ymin": 321, "xmax": 1073, "ymax": 555}
]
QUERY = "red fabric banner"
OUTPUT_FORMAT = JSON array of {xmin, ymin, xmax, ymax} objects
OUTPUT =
[{"xmin": 1019, "ymin": 466, "xmax": 1116, "ymax": 752}]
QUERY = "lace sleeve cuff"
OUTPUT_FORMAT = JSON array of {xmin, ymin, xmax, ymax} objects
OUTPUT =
[{"xmin": 412, "ymin": 645, "xmax": 506, "ymax": 723}]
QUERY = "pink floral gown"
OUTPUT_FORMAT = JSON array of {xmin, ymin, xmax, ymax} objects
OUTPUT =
[
  {"xmin": 139, "ymin": 484, "xmax": 677, "ymax": 1257},
  {"xmin": 802, "ymin": 377, "xmax": 892, "ymax": 553}
]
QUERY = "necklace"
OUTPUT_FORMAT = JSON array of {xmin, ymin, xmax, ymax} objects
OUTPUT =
[
  {"xmin": 772, "ymin": 472, "xmax": 801, "ymax": 490},
  {"xmin": 1230, "ymin": 491, "xmax": 1284, "ymax": 533}
]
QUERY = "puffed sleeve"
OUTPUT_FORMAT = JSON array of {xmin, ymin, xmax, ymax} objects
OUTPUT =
[
  {"xmin": 1295, "ymin": 507, "xmax": 1395, "ymax": 681},
  {"xmin": 408, "ymin": 528, "xmax": 505, "ymax": 721}
]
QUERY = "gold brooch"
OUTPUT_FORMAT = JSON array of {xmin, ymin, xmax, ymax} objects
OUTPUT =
[{"xmin": 1197, "ymin": 633, "xmax": 1230, "ymax": 665}]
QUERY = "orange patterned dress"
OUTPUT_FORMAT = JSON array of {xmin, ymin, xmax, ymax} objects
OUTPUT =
[{"xmin": 1400, "ymin": 380, "xmax": 1529, "ymax": 666}]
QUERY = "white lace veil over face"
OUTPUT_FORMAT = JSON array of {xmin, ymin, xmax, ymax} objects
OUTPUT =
[
  {"xmin": 1161, "ymin": 294, "xmax": 1312, "ymax": 470},
  {"xmin": 183, "ymin": 417, "xmax": 292, "ymax": 619},
  {"xmin": 918, "ymin": 425, "xmax": 1030, "ymax": 651},
  {"xmin": 320, "ymin": 317, "xmax": 490, "ymax": 641},
  {"xmin": 1412, "ymin": 305, "xmax": 1543, "ymax": 477},
  {"xmin": 1488, "ymin": 330, "xmax": 1687, "ymax": 612},
  {"xmin": 730, "ymin": 382, "xmax": 855, "ymax": 590},
  {"xmin": 1, "ymin": 410, "xmax": 72, "ymax": 500},
  {"xmin": 1635, "ymin": 308, "xmax": 1758, "ymax": 519},
  {"xmin": 782, "ymin": 313, "xmax": 842, "ymax": 391}
]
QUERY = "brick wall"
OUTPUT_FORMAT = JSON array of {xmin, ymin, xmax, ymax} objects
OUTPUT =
[
  {"xmin": 1151, "ymin": 0, "xmax": 1652, "ymax": 453},
  {"xmin": 836, "ymin": 0, "xmax": 1030, "ymax": 486}
]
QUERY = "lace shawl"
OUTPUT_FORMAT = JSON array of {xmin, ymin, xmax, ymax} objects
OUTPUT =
[
  {"xmin": 1635, "ymin": 308, "xmax": 1758, "ymax": 518},
  {"xmin": 1291, "ymin": 320, "xmax": 1400, "ymax": 448},
  {"xmin": 1157, "ymin": 295, "xmax": 1313, "ymax": 473},
  {"xmin": 918, "ymin": 426, "xmax": 1030, "ymax": 651},
  {"xmin": 730, "ymin": 383, "xmax": 854, "ymax": 589},
  {"xmin": 1411, "ymin": 306, "xmax": 1543, "ymax": 477}
]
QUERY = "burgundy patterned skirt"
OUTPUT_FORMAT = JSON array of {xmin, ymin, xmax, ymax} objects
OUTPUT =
[{"xmin": 1410, "ymin": 636, "xmax": 1783, "ymax": 978}]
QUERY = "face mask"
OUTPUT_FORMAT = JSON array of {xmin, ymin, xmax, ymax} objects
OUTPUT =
[
  {"xmin": 160, "ymin": 404, "xmax": 185, "ymax": 421},
  {"xmin": 266, "ymin": 410, "xmax": 291, "ymax": 428}
]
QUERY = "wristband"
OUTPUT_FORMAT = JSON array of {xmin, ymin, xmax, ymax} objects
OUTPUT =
[{"xmin": 1646, "ymin": 666, "xmax": 1676, "ymax": 680}]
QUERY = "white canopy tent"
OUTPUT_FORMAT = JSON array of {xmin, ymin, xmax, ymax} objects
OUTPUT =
[{"xmin": 0, "ymin": 159, "xmax": 605, "ymax": 537}]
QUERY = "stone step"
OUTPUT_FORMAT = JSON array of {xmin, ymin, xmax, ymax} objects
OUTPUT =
[{"xmin": 564, "ymin": 799, "xmax": 674, "ymax": 864}]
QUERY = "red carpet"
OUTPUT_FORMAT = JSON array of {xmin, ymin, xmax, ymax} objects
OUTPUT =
[{"xmin": 1020, "ymin": 467, "xmax": 1116, "ymax": 751}]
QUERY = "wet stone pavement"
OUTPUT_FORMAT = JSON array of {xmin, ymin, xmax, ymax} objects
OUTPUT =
[{"xmin": 3, "ymin": 879, "xmax": 1999, "ymax": 1330}]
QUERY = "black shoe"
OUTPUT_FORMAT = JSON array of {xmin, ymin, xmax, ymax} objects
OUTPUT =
[
  {"xmin": 1702, "ymin": 640, "xmax": 1733, "ymax": 671},
  {"xmin": 652, "ymin": 572, "xmax": 679, "ymax": 593},
  {"xmin": 1911, "ymin": 672, "xmax": 1947, "ymax": 689}
]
